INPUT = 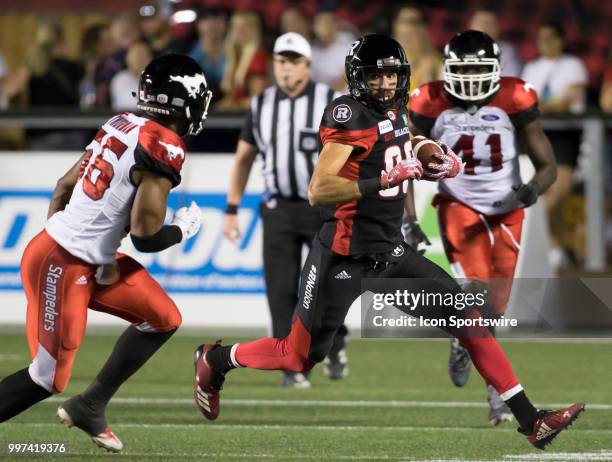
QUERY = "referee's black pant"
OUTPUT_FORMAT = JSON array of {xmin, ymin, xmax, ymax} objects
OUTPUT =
[{"xmin": 260, "ymin": 197, "xmax": 348, "ymax": 355}]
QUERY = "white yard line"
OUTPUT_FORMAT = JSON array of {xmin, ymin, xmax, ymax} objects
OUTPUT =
[
  {"xmin": 0, "ymin": 353, "xmax": 25, "ymax": 361},
  {"xmin": 16, "ymin": 422, "xmax": 612, "ymax": 435},
  {"xmin": 17, "ymin": 448, "xmax": 612, "ymax": 462},
  {"xmin": 43, "ymin": 396, "xmax": 612, "ymax": 411},
  {"xmin": 506, "ymin": 451, "xmax": 612, "ymax": 461}
]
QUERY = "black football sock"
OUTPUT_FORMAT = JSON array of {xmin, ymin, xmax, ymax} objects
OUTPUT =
[
  {"xmin": 505, "ymin": 390, "xmax": 539, "ymax": 431},
  {"xmin": 328, "ymin": 325, "xmax": 349, "ymax": 358},
  {"xmin": 205, "ymin": 345, "xmax": 237, "ymax": 374},
  {"xmin": 0, "ymin": 368, "xmax": 52, "ymax": 422},
  {"xmin": 80, "ymin": 326, "xmax": 176, "ymax": 413}
]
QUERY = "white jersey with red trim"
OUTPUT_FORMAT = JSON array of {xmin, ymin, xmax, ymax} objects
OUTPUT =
[
  {"xmin": 46, "ymin": 112, "xmax": 185, "ymax": 264},
  {"xmin": 409, "ymin": 78, "xmax": 540, "ymax": 215}
]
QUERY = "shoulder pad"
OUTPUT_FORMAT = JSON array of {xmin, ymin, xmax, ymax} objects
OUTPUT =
[
  {"xmin": 319, "ymin": 95, "xmax": 378, "ymax": 152},
  {"xmin": 409, "ymin": 81, "xmax": 452, "ymax": 118},
  {"xmin": 490, "ymin": 77, "xmax": 538, "ymax": 114},
  {"xmin": 321, "ymin": 95, "xmax": 375, "ymax": 132}
]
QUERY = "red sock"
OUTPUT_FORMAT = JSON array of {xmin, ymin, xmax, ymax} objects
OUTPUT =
[
  {"xmin": 461, "ymin": 337, "xmax": 521, "ymax": 397},
  {"xmin": 235, "ymin": 318, "xmax": 313, "ymax": 373},
  {"xmin": 458, "ymin": 310, "xmax": 522, "ymax": 398}
]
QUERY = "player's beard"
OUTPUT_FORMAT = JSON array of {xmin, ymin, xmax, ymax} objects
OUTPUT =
[{"xmin": 371, "ymin": 87, "xmax": 396, "ymax": 102}]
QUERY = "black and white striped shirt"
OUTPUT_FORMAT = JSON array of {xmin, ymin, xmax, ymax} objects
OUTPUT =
[{"xmin": 240, "ymin": 80, "xmax": 341, "ymax": 200}]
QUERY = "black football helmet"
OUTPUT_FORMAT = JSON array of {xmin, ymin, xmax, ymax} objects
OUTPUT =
[
  {"xmin": 345, "ymin": 34, "xmax": 411, "ymax": 112},
  {"xmin": 136, "ymin": 54, "xmax": 213, "ymax": 135},
  {"xmin": 443, "ymin": 30, "xmax": 501, "ymax": 107}
]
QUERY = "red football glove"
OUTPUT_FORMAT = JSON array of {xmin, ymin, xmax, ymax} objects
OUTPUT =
[
  {"xmin": 381, "ymin": 157, "xmax": 423, "ymax": 189},
  {"xmin": 425, "ymin": 141, "xmax": 463, "ymax": 180}
]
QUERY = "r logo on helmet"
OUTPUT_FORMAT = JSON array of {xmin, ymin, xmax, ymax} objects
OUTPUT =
[{"xmin": 332, "ymin": 104, "xmax": 352, "ymax": 123}]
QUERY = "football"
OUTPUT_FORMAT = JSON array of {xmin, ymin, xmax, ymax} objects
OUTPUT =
[{"xmin": 410, "ymin": 136, "xmax": 445, "ymax": 180}]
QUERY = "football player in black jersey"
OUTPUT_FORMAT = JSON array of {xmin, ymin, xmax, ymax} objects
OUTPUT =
[{"xmin": 193, "ymin": 35, "xmax": 584, "ymax": 450}]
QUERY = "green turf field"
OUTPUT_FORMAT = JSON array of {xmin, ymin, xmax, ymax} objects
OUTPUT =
[{"xmin": 1, "ymin": 328, "xmax": 611, "ymax": 461}]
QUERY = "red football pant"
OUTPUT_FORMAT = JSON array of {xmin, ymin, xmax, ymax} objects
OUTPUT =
[
  {"xmin": 21, "ymin": 230, "xmax": 181, "ymax": 393},
  {"xmin": 235, "ymin": 316, "xmax": 520, "ymax": 397},
  {"xmin": 436, "ymin": 197, "xmax": 524, "ymax": 315}
]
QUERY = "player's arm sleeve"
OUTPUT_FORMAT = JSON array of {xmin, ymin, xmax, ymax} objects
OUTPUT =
[
  {"xmin": 319, "ymin": 105, "xmax": 377, "ymax": 153},
  {"xmin": 131, "ymin": 225, "xmax": 182, "ymax": 253},
  {"xmin": 131, "ymin": 128, "xmax": 185, "ymax": 188},
  {"xmin": 509, "ymin": 81, "xmax": 540, "ymax": 131},
  {"xmin": 132, "ymin": 145, "xmax": 182, "ymax": 187}
]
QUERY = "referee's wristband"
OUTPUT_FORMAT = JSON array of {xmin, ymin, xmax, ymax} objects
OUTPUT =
[
  {"xmin": 358, "ymin": 178, "xmax": 381, "ymax": 197},
  {"xmin": 225, "ymin": 204, "xmax": 239, "ymax": 215}
]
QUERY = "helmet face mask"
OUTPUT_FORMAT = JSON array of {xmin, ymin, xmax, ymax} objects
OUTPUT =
[
  {"xmin": 442, "ymin": 30, "xmax": 501, "ymax": 107},
  {"xmin": 345, "ymin": 35, "xmax": 411, "ymax": 113},
  {"xmin": 137, "ymin": 54, "xmax": 213, "ymax": 136},
  {"xmin": 182, "ymin": 84, "xmax": 213, "ymax": 135},
  {"xmin": 443, "ymin": 57, "xmax": 500, "ymax": 102}
]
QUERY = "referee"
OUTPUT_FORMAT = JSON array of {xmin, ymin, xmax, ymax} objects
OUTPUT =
[{"xmin": 224, "ymin": 32, "xmax": 349, "ymax": 388}]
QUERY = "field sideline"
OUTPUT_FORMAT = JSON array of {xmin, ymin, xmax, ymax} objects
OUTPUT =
[{"xmin": 1, "ymin": 328, "xmax": 611, "ymax": 461}]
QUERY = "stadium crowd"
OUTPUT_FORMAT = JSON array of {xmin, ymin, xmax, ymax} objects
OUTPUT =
[
  {"xmin": 0, "ymin": 1, "xmax": 610, "ymax": 115},
  {"xmin": 0, "ymin": 0, "xmax": 610, "ymax": 270}
]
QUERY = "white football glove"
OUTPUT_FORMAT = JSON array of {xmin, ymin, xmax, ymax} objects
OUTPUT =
[
  {"xmin": 424, "ymin": 141, "xmax": 463, "ymax": 180},
  {"xmin": 171, "ymin": 201, "xmax": 202, "ymax": 240}
]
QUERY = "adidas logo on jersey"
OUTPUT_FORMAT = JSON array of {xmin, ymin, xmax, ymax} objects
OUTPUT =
[
  {"xmin": 334, "ymin": 270, "xmax": 351, "ymax": 280},
  {"xmin": 75, "ymin": 275, "xmax": 88, "ymax": 285}
]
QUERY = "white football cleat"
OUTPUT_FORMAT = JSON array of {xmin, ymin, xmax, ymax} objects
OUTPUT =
[{"xmin": 57, "ymin": 406, "xmax": 123, "ymax": 453}]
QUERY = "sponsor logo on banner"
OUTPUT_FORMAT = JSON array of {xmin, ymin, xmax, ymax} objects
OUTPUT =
[{"xmin": 0, "ymin": 190, "xmax": 265, "ymax": 293}]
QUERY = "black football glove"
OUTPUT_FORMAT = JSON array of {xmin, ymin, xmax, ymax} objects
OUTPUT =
[
  {"xmin": 403, "ymin": 220, "xmax": 431, "ymax": 254},
  {"xmin": 512, "ymin": 182, "xmax": 539, "ymax": 208}
]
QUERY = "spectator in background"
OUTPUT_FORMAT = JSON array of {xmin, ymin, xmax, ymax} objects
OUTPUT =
[
  {"xmin": 599, "ymin": 55, "xmax": 612, "ymax": 230},
  {"xmin": 469, "ymin": 8, "xmax": 523, "ymax": 77},
  {"xmin": 110, "ymin": 42, "xmax": 153, "ymax": 111},
  {"xmin": 392, "ymin": 4, "xmax": 441, "ymax": 91},
  {"xmin": 188, "ymin": 8, "xmax": 229, "ymax": 104},
  {"xmin": 279, "ymin": 6, "xmax": 312, "ymax": 40},
  {"xmin": 216, "ymin": 11, "xmax": 268, "ymax": 111},
  {"xmin": 95, "ymin": 13, "xmax": 142, "ymax": 107},
  {"xmin": 600, "ymin": 56, "xmax": 612, "ymax": 112},
  {"xmin": 5, "ymin": 19, "xmax": 83, "ymax": 108},
  {"xmin": 79, "ymin": 24, "xmax": 113, "ymax": 108},
  {"xmin": 0, "ymin": 52, "xmax": 7, "ymax": 110},
  {"xmin": 522, "ymin": 22, "xmax": 588, "ymax": 270},
  {"xmin": 310, "ymin": 5, "xmax": 355, "ymax": 91},
  {"xmin": 140, "ymin": 1, "xmax": 189, "ymax": 56},
  {"xmin": 3, "ymin": 18, "xmax": 85, "ymax": 149}
]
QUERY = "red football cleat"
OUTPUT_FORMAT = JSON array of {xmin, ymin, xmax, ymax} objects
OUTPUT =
[
  {"xmin": 193, "ymin": 343, "xmax": 225, "ymax": 420},
  {"xmin": 520, "ymin": 403, "xmax": 586, "ymax": 449}
]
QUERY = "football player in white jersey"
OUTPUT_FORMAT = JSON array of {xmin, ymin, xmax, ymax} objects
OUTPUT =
[
  {"xmin": 0, "ymin": 54, "xmax": 212, "ymax": 452},
  {"xmin": 408, "ymin": 31, "xmax": 557, "ymax": 425}
]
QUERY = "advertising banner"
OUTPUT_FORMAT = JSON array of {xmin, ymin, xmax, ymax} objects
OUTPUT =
[{"xmin": 0, "ymin": 152, "xmax": 547, "ymax": 327}]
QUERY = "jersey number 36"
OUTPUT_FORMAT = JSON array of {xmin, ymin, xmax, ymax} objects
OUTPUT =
[{"xmin": 80, "ymin": 130, "xmax": 127, "ymax": 200}]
